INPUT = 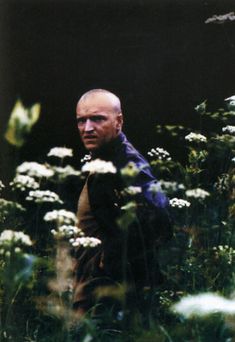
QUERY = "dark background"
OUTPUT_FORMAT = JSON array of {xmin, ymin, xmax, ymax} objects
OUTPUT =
[{"xmin": 1, "ymin": 0, "xmax": 235, "ymax": 181}]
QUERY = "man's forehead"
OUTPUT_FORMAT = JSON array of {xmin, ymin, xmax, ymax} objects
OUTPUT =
[{"xmin": 77, "ymin": 92, "xmax": 120, "ymax": 113}]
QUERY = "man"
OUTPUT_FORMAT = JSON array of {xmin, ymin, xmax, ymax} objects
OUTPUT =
[{"xmin": 73, "ymin": 89, "xmax": 172, "ymax": 318}]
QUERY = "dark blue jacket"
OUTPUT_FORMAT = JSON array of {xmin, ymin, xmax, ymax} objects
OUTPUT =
[{"xmin": 83, "ymin": 132, "xmax": 172, "ymax": 288}]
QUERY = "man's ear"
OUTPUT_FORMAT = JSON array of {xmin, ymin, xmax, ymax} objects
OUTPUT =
[{"xmin": 117, "ymin": 112, "xmax": 123, "ymax": 130}]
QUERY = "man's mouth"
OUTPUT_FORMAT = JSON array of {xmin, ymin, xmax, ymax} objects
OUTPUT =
[{"xmin": 83, "ymin": 135, "xmax": 97, "ymax": 141}]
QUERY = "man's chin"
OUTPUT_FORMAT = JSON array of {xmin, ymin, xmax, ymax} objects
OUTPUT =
[{"xmin": 84, "ymin": 142, "xmax": 99, "ymax": 152}]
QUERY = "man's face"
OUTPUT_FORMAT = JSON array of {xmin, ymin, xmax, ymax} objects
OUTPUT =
[{"xmin": 76, "ymin": 93, "xmax": 123, "ymax": 151}]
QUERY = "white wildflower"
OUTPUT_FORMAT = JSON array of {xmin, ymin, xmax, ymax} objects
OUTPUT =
[
  {"xmin": 26, "ymin": 190, "xmax": 63, "ymax": 204},
  {"xmin": 47, "ymin": 147, "xmax": 73, "ymax": 158},
  {"xmin": 170, "ymin": 198, "xmax": 191, "ymax": 208},
  {"xmin": 82, "ymin": 159, "xmax": 116, "ymax": 174},
  {"xmin": 51, "ymin": 225, "xmax": 84, "ymax": 239},
  {"xmin": 70, "ymin": 236, "xmax": 101, "ymax": 248},
  {"xmin": 81, "ymin": 154, "xmax": 92, "ymax": 163},
  {"xmin": 52, "ymin": 165, "xmax": 81, "ymax": 179},
  {"xmin": 10, "ymin": 175, "xmax": 40, "ymax": 191},
  {"xmin": 213, "ymin": 245, "xmax": 235, "ymax": 265},
  {"xmin": 172, "ymin": 293, "xmax": 235, "ymax": 318},
  {"xmin": 185, "ymin": 132, "xmax": 207, "ymax": 143},
  {"xmin": 232, "ymin": 157, "xmax": 235, "ymax": 163},
  {"xmin": 0, "ymin": 181, "xmax": 5, "ymax": 191},
  {"xmin": 16, "ymin": 162, "xmax": 54, "ymax": 178},
  {"xmin": 222, "ymin": 125, "xmax": 235, "ymax": 135},
  {"xmin": 44, "ymin": 209, "xmax": 78, "ymax": 225},
  {"xmin": 185, "ymin": 188, "xmax": 210, "ymax": 199},
  {"xmin": 0, "ymin": 230, "xmax": 32, "ymax": 247},
  {"xmin": 122, "ymin": 186, "xmax": 142, "ymax": 196},
  {"xmin": 147, "ymin": 147, "xmax": 171, "ymax": 161},
  {"xmin": 158, "ymin": 180, "xmax": 185, "ymax": 193}
]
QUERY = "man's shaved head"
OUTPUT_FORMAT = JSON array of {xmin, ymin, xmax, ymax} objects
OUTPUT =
[
  {"xmin": 76, "ymin": 89, "xmax": 123, "ymax": 151},
  {"xmin": 77, "ymin": 89, "xmax": 122, "ymax": 113}
]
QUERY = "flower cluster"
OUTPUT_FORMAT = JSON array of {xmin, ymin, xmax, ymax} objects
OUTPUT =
[
  {"xmin": 0, "ymin": 199, "xmax": 25, "ymax": 223},
  {"xmin": 0, "ymin": 230, "xmax": 32, "ymax": 247},
  {"xmin": 52, "ymin": 165, "xmax": 81, "ymax": 180},
  {"xmin": 16, "ymin": 162, "xmax": 54, "ymax": 178},
  {"xmin": 213, "ymin": 245, "xmax": 235, "ymax": 265},
  {"xmin": 81, "ymin": 154, "xmax": 92, "ymax": 163},
  {"xmin": 70, "ymin": 237, "xmax": 101, "ymax": 248},
  {"xmin": 10, "ymin": 175, "xmax": 40, "ymax": 191},
  {"xmin": 147, "ymin": 147, "xmax": 171, "ymax": 161},
  {"xmin": 47, "ymin": 147, "xmax": 73, "ymax": 158},
  {"xmin": 26, "ymin": 190, "xmax": 63, "ymax": 204},
  {"xmin": 185, "ymin": 132, "xmax": 207, "ymax": 143},
  {"xmin": 158, "ymin": 180, "xmax": 185, "ymax": 194},
  {"xmin": 222, "ymin": 125, "xmax": 235, "ymax": 135},
  {"xmin": 44, "ymin": 209, "xmax": 78, "ymax": 225},
  {"xmin": 185, "ymin": 188, "xmax": 210, "ymax": 199},
  {"xmin": 172, "ymin": 293, "xmax": 235, "ymax": 317},
  {"xmin": 82, "ymin": 159, "xmax": 116, "ymax": 174},
  {"xmin": 51, "ymin": 225, "xmax": 84, "ymax": 239},
  {"xmin": 121, "ymin": 186, "xmax": 142, "ymax": 196},
  {"xmin": 170, "ymin": 198, "xmax": 191, "ymax": 208}
]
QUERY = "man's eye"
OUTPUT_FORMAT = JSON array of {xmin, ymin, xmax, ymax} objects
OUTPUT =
[
  {"xmin": 91, "ymin": 116, "xmax": 105, "ymax": 122},
  {"xmin": 76, "ymin": 118, "xmax": 86, "ymax": 125}
]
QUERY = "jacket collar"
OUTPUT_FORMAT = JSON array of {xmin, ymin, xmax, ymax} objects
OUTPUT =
[{"xmin": 91, "ymin": 132, "xmax": 126, "ymax": 161}]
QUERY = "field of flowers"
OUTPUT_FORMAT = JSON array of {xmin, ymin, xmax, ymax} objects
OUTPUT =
[{"xmin": 0, "ymin": 99, "xmax": 235, "ymax": 341}]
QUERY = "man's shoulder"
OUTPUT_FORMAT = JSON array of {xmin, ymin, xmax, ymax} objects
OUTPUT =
[{"xmin": 114, "ymin": 132, "xmax": 150, "ymax": 169}]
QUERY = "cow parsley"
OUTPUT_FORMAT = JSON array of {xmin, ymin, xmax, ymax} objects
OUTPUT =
[
  {"xmin": 70, "ymin": 236, "xmax": 101, "ymax": 248},
  {"xmin": 170, "ymin": 198, "xmax": 191, "ymax": 208},
  {"xmin": 185, "ymin": 132, "xmax": 207, "ymax": 143},
  {"xmin": 26, "ymin": 190, "xmax": 63, "ymax": 204},
  {"xmin": 47, "ymin": 147, "xmax": 73, "ymax": 158},
  {"xmin": 10, "ymin": 175, "xmax": 40, "ymax": 191},
  {"xmin": 16, "ymin": 162, "xmax": 54, "ymax": 178},
  {"xmin": 82, "ymin": 159, "xmax": 116, "ymax": 174},
  {"xmin": 44, "ymin": 209, "xmax": 78, "ymax": 225}
]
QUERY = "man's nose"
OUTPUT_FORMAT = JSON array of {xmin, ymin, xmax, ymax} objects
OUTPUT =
[{"xmin": 84, "ymin": 119, "xmax": 94, "ymax": 132}]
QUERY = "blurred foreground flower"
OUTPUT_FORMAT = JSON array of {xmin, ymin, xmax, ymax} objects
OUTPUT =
[
  {"xmin": 70, "ymin": 236, "xmax": 101, "ymax": 248},
  {"xmin": 10, "ymin": 175, "xmax": 40, "ymax": 191},
  {"xmin": 16, "ymin": 162, "xmax": 54, "ymax": 178},
  {"xmin": 170, "ymin": 198, "xmax": 191, "ymax": 208},
  {"xmin": 185, "ymin": 132, "xmax": 207, "ymax": 143},
  {"xmin": 121, "ymin": 186, "xmax": 142, "ymax": 196},
  {"xmin": 5, "ymin": 99, "xmax": 40, "ymax": 147},
  {"xmin": 47, "ymin": 147, "xmax": 73, "ymax": 159},
  {"xmin": 186, "ymin": 188, "xmax": 210, "ymax": 200},
  {"xmin": 158, "ymin": 180, "xmax": 185, "ymax": 194},
  {"xmin": 222, "ymin": 125, "xmax": 235, "ymax": 135},
  {"xmin": 0, "ymin": 198, "xmax": 25, "ymax": 223},
  {"xmin": 26, "ymin": 190, "xmax": 63, "ymax": 204},
  {"xmin": 172, "ymin": 293, "xmax": 235, "ymax": 318},
  {"xmin": 82, "ymin": 159, "xmax": 116, "ymax": 174},
  {"xmin": 0, "ymin": 230, "xmax": 32, "ymax": 248},
  {"xmin": 0, "ymin": 180, "xmax": 5, "ymax": 192},
  {"xmin": 51, "ymin": 165, "xmax": 81, "ymax": 181},
  {"xmin": 44, "ymin": 209, "xmax": 78, "ymax": 225}
]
